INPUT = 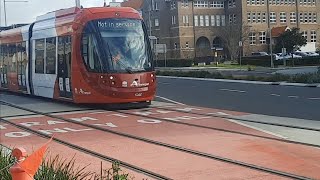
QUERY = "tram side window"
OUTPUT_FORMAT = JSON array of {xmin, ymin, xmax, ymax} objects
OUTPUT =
[
  {"xmin": 81, "ymin": 34, "xmax": 101, "ymax": 72},
  {"xmin": 46, "ymin": 37, "xmax": 56, "ymax": 74},
  {"xmin": 35, "ymin": 39, "xmax": 45, "ymax": 74},
  {"xmin": 58, "ymin": 36, "xmax": 72, "ymax": 77},
  {"xmin": 8, "ymin": 44, "xmax": 17, "ymax": 73}
]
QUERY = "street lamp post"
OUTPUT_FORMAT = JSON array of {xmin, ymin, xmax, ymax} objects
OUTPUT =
[
  {"xmin": 3, "ymin": 0, "xmax": 28, "ymax": 26},
  {"xmin": 266, "ymin": 0, "xmax": 274, "ymax": 68}
]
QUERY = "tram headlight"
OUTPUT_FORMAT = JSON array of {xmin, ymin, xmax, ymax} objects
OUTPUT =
[
  {"xmin": 111, "ymin": 81, "xmax": 115, "ymax": 85},
  {"xmin": 151, "ymin": 74, "xmax": 154, "ymax": 78},
  {"xmin": 110, "ymin": 76, "xmax": 114, "ymax": 80}
]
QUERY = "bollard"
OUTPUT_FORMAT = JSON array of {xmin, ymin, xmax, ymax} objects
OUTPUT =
[{"xmin": 9, "ymin": 147, "xmax": 33, "ymax": 180}]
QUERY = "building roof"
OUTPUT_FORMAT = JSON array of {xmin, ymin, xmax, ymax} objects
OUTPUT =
[
  {"xmin": 271, "ymin": 26, "xmax": 291, "ymax": 37},
  {"xmin": 121, "ymin": 0, "xmax": 144, "ymax": 10}
]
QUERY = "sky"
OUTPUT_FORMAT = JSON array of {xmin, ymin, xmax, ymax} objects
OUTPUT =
[{"xmin": 0, "ymin": 0, "xmax": 122, "ymax": 26}]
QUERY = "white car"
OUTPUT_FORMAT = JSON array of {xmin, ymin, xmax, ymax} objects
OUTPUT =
[{"xmin": 306, "ymin": 52, "xmax": 319, "ymax": 56}]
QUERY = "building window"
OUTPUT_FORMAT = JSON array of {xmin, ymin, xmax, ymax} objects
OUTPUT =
[
  {"xmin": 210, "ymin": 1, "xmax": 224, "ymax": 8},
  {"xmin": 154, "ymin": 2, "xmax": 159, "ymax": 10},
  {"xmin": 171, "ymin": 1, "xmax": 176, "ymax": 9},
  {"xmin": 252, "ymin": 12, "xmax": 256, "ymax": 23},
  {"xmin": 45, "ymin": 37, "xmax": 56, "ymax": 74},
  {"xmin": 270, "ymin": 12, "xmax": 276, "ymax": 23},
  {"xmin": 261, "ymin": 0, "xmax": 265, "ymax": 4},
  {"xmin": 186, "ymin": 42, "xmax": 189, "ymax": 48},
  {"xmin": 211, "ymin": 15, "xmax": 215, "ymax": 26},
  {"xmin": 250, "ymin": 0, "xmax": 255, "ymax": 5},
  {"xmin": 228, "ymin": 0, "xmax": 236, "ymax": 7},
  {"xmin": 309, "ymin": 12, "xmax": 312, "ymax": 23},
  {"xmin": 194, "ymin": 15, "xmax": 199, "ymax": 26},
  {"xmin": 302, "ymin": 30, "xmax": 308, "ymax": 40},
  {"xmin": 299, "ymin": 12, "xmax": 304, "ymax": 23},
  {"xmin": 155, "ymin": 19, "xmax": 159, "ymax": 27},
  {"xmin": 216, "ymin": 15, "xmax": 221, "ymax": 26},
  {"xmin": 249, "ymin": 32, "xmax": 256, "ymax": 45},
  {"xmin": 233, "ymin": 14, "xmax": 236, "ymax": 24},
  {"xmin": 174, "ymin": 43, "xmax": 178, "ymax": 49},
  {"xmin": 205, "ymin": 15, "xmax": 210, "ymax": 26},
  {"xmin": 247, "ymin": 0, "xmax": 250, "ymax": 5},
  {"xmin": 290, "ymin": 12, "xmax": 296, "ymax": 23},
  {"xmin": 247, "ymin": 12, "xmax": 251, "ymax": 23},
  {"xmin": 194, "ymin": 0, "xmax": 208, "ymax": 7},
  {"xmin": 262, "ymin": 12, "xmax": 266, "ymax": 23},
  {"xmin": 182, "ymin": 0, "xmax": 189, "ymax": 7},
  {"xmin": 221, "ymin": 15, "xmax": 226, "ymax": 26},
  {"xmin": 172, "ymin": 16, "xmax": 176, "ymax": 25},
  {"xmin": 257, "ymin": 12, "xmax": 261, "ymax": 23},
  {"xmin": 311, "ymin": 30, "xmax": 316, "ymax": 42},
  {"xmin": 35, "ymin": 39, "xmax": 45, "ymax": 74},
  {"xmin": 304, "ymin": 12, "xmax": 308, "ymax": 23},
  {"xmin": 259, "ymin": 31, "xmax": 266, "ymax": 44},
  {"xmin": 256, "ymin": 0, "xmax": 260, "ymax": 5},
  {"xmin": 313, "ymin": 12, "xmax": 317, "ymax": 23},
  {"xmin": 200, "ymin": 15, "xmax": 204, "ymax": 26},
  {"xmin": 229, "ymin": 14, "xmax": 233, "ymax": 24},
  {"xmin": 280, "ymin": 12, "xmax": 287, "ymax": 23}
]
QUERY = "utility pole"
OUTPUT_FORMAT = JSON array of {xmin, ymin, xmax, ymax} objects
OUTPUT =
[
  {"xmin": 75, "ymin": 0, "xmax": 80, "ymax": 8},
  {"xmin": 266, "ymin": 0, "xmax": 274, "ymax": 68},
  {"xmin": 3, "ymin": 0, "xmax": 28, "ymax": 26},
  {"xmin": 0, "ymin": 0, "xmax": 2, "ymax": 26},
  {"xmin": 192, "ymin": 0, "xmax": 197, "ymax": 60}
]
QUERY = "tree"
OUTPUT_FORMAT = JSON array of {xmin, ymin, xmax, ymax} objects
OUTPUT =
[
  {"xmin": 274, "ymin": 28, "xmax": 307, "ymax": 53},
  {"xmin": 221, "ymin": 22, "xmax": 251, "ymax": 61}
]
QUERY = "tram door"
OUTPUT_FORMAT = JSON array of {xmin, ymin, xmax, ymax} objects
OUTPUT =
[
  {"xmin": 17, "ymin": 42, "xmax": 27, "ymax": 92},
  {"xmin": 57, "ymin": 36, "xmax": 72, "ymax": 99},
  {"xmin": 0, "ymin": 45, "xmax": 8, "ymax": 88}
]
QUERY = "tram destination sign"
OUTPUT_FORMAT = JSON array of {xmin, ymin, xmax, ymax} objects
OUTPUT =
[{"xmin": 97, "ymin": 21, "xmax": 138, "ymax": 29}]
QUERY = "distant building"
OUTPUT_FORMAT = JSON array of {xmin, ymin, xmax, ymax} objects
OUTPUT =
[{"xmin": 122, "ymin": 0, "xmax": 319, "ymax": 60}]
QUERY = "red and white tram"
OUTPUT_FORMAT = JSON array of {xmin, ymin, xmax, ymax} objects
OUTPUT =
[{"xmin": 0, "ymin": 7, "xmax": 156, "ymax": 104}]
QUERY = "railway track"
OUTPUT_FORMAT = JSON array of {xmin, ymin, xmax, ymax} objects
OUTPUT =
[
  {"xmin": 0, "ymin": 100, "xmax": 314, "ymax": 180},
  {"xmin": 114, "ymin": 107, "xmax": 320, "ymax": 149}
]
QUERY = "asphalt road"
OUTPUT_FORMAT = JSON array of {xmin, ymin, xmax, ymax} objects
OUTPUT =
[{"xmin": 156, "ymin": 76, "xmax": 320, "ymax": 120}]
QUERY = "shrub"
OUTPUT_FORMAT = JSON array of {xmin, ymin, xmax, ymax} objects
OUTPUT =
[
  {"xmin": 0, "ymin": 147, "xmax": 132, "ymax": 180},
  {"xmin": 155, "ymin": 59, "xmax": 193, "ymax": 67}
]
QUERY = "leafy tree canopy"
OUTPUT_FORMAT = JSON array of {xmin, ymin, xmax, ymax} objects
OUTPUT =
[{"xmin": 274, "ymin": 27, "xmax": 307, "ymax": 53}]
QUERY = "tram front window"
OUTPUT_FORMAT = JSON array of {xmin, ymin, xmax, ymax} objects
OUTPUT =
[
  {"xmin": 82, "ymin": 18, "xmax": 152, "ymax": 73},
  {"xmin": 99, "ymin": 19, "xmax": 152, "ymax": 72}
]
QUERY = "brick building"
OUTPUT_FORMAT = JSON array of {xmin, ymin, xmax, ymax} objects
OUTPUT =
[{"xmin": 121, "ymin": 0, "xmax": 319, "ymax": 60}]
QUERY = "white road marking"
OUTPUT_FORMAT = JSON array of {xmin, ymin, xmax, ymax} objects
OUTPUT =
[
  {"xmin": 270, "ymin": 94, "xmax": 281, "ymax": 97},
  {"xmin": 226, "ymin": 119, "xmax": 288, "ymax": 139},
  {"xmin": 219, "ymin": 89, "xmax": 246, "ymax": 93},
  {"xmin": 288, "ymin": 96, "xmax": 299, "ymax": 98},
  {"xmin": 156, "ymin": 96, "xmax": 186, "ymax": 106},
  {"xmin": 308, "ymin": 97, "xmax": 320, "ymax": 100}
]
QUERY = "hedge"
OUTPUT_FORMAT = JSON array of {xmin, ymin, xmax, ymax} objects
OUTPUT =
[
  {"xmin": 155, "ymin": 59, "xmax": 193, "ymax": 67},
  {"xmin": 240, "ymin": 56, "xmax": 320, "ymax": 67}
]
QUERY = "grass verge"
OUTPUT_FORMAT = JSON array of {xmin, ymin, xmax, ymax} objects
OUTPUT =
[{"xmin": 156, "ymin": 67, "xmax": 320, "ymax": 84}]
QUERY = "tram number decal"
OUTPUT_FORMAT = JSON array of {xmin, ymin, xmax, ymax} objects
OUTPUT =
[
  {"xmin": 65, "ymin": 78, "xmax": 71, "ymax": 92},
  {"xmin": 59, "ymin": 78, "xmax": 64, "ymax": 91},
  {"xmin": 18, "ymin": 75, "xmax": 22, "ymax": 86},
  {"xmin": 135, "ymin": 93, "xmax": 142, "ymax": 97}
]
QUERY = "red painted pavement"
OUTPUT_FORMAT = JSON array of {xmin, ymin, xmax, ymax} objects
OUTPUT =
[{"xmin": 1, "ymin": 105, "xmax": 319, "ymax": 179}]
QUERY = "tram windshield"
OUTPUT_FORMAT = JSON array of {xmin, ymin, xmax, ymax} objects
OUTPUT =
[{"xmin": 81, "ymin": 18, "xmax": 153, "ymax": 73}]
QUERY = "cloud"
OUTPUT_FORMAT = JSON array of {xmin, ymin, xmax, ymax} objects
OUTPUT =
[{"xmin": 0, "ymin": 0, "xmax": 120, "ymax": 26}]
